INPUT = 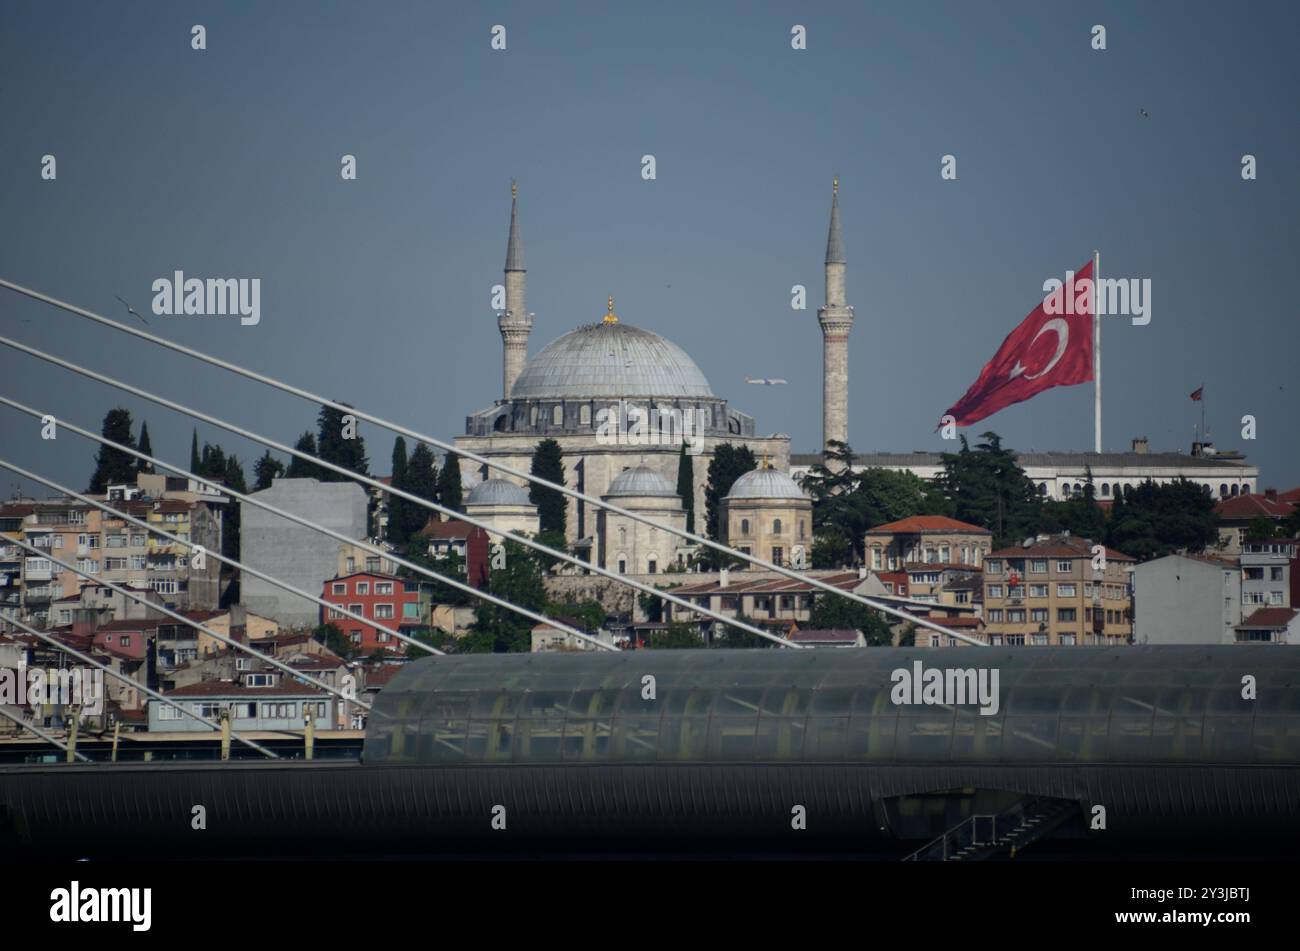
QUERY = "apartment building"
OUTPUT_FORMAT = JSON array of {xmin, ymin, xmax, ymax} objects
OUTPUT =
[
  {"xmin": 321, "ymin": 571, "xmax": 425, "ymax": 654},
  {"xmin": 983, "ymin": 534, "xmax": 1134, "ymax": 646}
]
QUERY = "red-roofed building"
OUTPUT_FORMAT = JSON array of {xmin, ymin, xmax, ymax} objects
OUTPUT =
[
  {"xmin": 1216, "ymin": 489, "xmax": 1296, "ymax": 553},
  {"xmin": 322, "ymin": 571, "xmax": 424, "ymax": 654},
  {"xmin": 864, "ymin": 515, "xmax": 993, "ymax": 572},
  {"xmin": 416, "ymin": 518, "xmax": 489, "ymax": 589},
  {"xmin": 1235, "ymin": 607, "xmax": 1300, "ymax": 644}
]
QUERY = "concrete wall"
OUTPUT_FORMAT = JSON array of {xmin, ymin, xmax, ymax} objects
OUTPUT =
[
  {"xmin": 241, "ymin": 479, "xmax": 368, "ymax": 628},
  {"xmin": 1134, "ymin": 555, "xmax": 1238, "ymax": 645}
]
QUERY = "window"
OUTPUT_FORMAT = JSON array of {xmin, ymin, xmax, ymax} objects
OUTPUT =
[
  {"xmin": 1058, "ymin": 608, "xmax": 1077, "ymax": 622},
  {"xmin": 617, "ymin": 559, "xmax": 626, "ymax": 574},
  {"xmin": 940, "ymin": 546, "xmax": 950, "ymax": 563},
  {"xmin": 403, "ymin": 602, "xmax": 421, "ymax": 618},
  {"xmin": 1007, "ymin": 609, "xmax": 1025, "ymax": 623},
  {"xmin": 1030, "ymin": 608, "xmax": 1048, "ymax": 623},
  {"xmin": 988, "ymin": 585, "xmax": 1003, "ymax": 599},
  {"xmin": 988, "ymin": 609, "xmax": 1004, "ymax": 623},
  {"xmin": 552, "ymin": 405, "xmax": 563, "ymax": 426},
  {"xmin": 345, "ymin": 556, "xmax": 356, "ymax": 572},
  {"xmin": 375, "ymin": 604, "xmax": 394, "ymax": 619},
  {"xmin": 1057, "ymin": 583, "xmax": 1077, "ymax": 597},
  {"xmin": 580, "ymin": 405, "xmax": 591, "ymax": 426},
  {"xmin": 1030, "ymin": 633, "xmax": 1048, "ymax": 645},
  {"xmin": 349, "ymin": 603, "xmax": 363, "ymax": 617},
  {"xmin": 771, "ymin": 547, "xmax": 784, "ymax": 566},
  {"xmin": 332, "ymin": 583, "xmax": 346, "ymax": 595},
  {"xmin": 376, "ymin": 581, "xmax": 394, "ymax": 595},
  {"xmin": 1029, "ymin": 584, "xmax": 1048, "ymax": 598},
  {"xmin": 130, "ymin": 533, "xmax": 146, "ymax": 547},
  {"xmin": 740, "ymin": 519, "xmax": 750, "ymax": 536},
  {"xmin": 355, "ymin": 582, "xmax": 369, "ymax": 595},
  {"xmin": 1030, "ymin": 560, "xmax": 1047, "ymax": 573},
  {"xmin": 799, "ymin": 520, "xmax": 806, "ymax": 539},
  {"xmin": 262, "ymin": 703, "xmax": 297, "ymax": 719},
  {"xmin": 245, "ymin": 674, "xmax": 274, "ymax": 686},
  {"xmin": 986, "ymin": 560, "xmax": 1001, "ymax": 574},
  {"xmin": 1006, "ymin": 634, "xmax": 1025, "ymax": 645},
  {"xmin": 106, "ymin": 534, "xmax": 127, "ymax": 548},
  {"xmin": 158, "ymin": 705, "xmax": 182, "ymax": 721},
  {"xmin": 647, "ymin": 559, "xmax": 657, "ymax": 574},
  {"xmin": 1058, "ymin": 633, "xmax": 1076, "ymax": 645},
  {"xmin": 365, "ymin": 557, "xmax": 381, "ymax": 573},
  {"xmin": 329, "ymin": 608, "xmax": 343, "ymax": 620},
  {"xmin": 773, "ymin": 519, "xmax": 783, "ymax": 535},
  {"xmin": 871, "ymin": 549, "xmax": 882, "ymax": 569},
  {"xmin": 1271, "ymin": 591, "xmax": 1285, "ymax": 605},
  {"xmin": 376, "ymin": 630, "xmax": 391, "ymax": 642},
  {"xmin": 1057, "ymin": 560, "xmax": 1072, "ymax": 574},
  {"xmin": 197, "ymin": 703, "xmax": 224, "ymax": 719}
]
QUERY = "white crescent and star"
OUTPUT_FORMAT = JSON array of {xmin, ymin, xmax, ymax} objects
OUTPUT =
[{"xmin": 1009, "ymin": 318, "xmax": 1069, "ymax": 381}]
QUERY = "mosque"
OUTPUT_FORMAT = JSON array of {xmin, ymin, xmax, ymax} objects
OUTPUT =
[{"xmin": 453, "ymin": 182, "xmax": 855, "ymax": 573}]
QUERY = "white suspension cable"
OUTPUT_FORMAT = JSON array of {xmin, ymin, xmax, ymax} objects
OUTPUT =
[
  {"xmin": 3, "ymin": 613, "xmax": 278, "ymax": 758},
  {"xmin": 0, "ymin": 445, "xmax": 443, "ymax": 658},
  {"xmin": 3, "ymin": 534, "xmax": 373, "ymax": 711},
  {"xmin": 0, "ymin": 703, "xmax": 92, "ymax": 761},
  {"xmin": 0, "ymin": 278, "xmax": 979, "ymax": 644}
]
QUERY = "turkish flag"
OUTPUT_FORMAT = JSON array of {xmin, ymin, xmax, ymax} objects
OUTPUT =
[{"xmin": 942, "ymin": 259, "xmax": 1095, "ymax": 426}]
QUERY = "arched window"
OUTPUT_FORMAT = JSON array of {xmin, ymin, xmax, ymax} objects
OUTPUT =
[
  {"xmin": 618, "ymin": 558, "xmax": 626, "ymax": 574},
  {"xmin": 1038, "ymin": 483, "xmax": 1048, "ymax": 496},
  {"xmin": 618, "ymin": 526, "xmax": 627, "ymax": 546},
  {"xmin": 741, "ymin": 519, "xmax": 750, "ymax": 535},
  {"xmin": 1101, "ymin": 483, "xmax": 1110, "ymax": 497},
  {"xmin": 1074, "ymin": 483, "xmax": 1082, "ymax": 496},
  {"xmin": 1231, "ymin": 484, "xmax": 1239, "ymax": 496},
  {"xmin": 580, "ymin": 404, "xmax": 591, "ymax": 426},
  {"xmin": 1220, "ymin": 483, "xmax": 1228, "ymax": 498},
  {"xmin": 529, "ymin": 406, "xmax": 538, "ymax": 427},
  {"xmin": 552, "ymin": 404, "xmax": 563, "ymax": 426},
  {"xmin": 773, "ymin": 518, "xmax": 783, "ymax": 535},
  {"xmin": 799, "ymin": 520, "xmax": 806, "ymax": 539},
  {"xmin": 647, "ymin": 557, "xmax": 657, "ymax": 575}
]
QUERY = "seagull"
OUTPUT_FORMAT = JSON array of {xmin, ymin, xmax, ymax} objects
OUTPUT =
[
  {"xmin": 1138, "ymin": 107, "xmax": 1150, "ymax": 118},
  {"xmin": 745, "ymin": 375, "xmax": 788, "ymax": 386},
  {"xmin": 114, "ymin": 294, "xmax": 149, "ymax": 325}
]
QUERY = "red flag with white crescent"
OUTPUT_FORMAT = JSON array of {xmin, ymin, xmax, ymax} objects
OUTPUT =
[{"xmin": 942, "ymin": 259, "xmax": 1095, "ymax": 427}]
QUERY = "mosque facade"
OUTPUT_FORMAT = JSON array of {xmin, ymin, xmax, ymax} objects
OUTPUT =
[{"xmin": 454, "ymin": 183, "xmax": 850, "ymax": 557}]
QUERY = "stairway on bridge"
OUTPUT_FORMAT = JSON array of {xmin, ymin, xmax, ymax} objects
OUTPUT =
[{"xmin": 903, "ymin": 796, "xmax": 1081, "ymax": 862}]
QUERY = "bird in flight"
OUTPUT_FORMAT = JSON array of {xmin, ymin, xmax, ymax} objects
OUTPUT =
[
  {"xmin": 1138, "ymin": 107, "xmax": 1150, "ymax": 118},
  {"xmin": 114, "ymin": 294, "xmax": 149, "ymax": 325},
  {"xmin": 745, "ymin": 375, "xmax": 788, "ymax": 386}
]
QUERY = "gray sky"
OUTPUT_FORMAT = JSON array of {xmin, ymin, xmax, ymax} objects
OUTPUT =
[{"xmin": 2, "ymin": 0, "xmax": 1297, "ymax": 498}]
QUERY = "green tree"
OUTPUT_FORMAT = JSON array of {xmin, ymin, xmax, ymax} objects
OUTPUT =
[
  {"xmin": 252, "ymin": 450, "xmax": 284, "ymax": 491},
  {"xmin": 404, "ymin": 443, "xmax": 440, "ymax": 537},
  {"xmin": 700, "ymin": 443, "xmax": 757, "ymax": 568},
  {"xmin": 403, "ymin": 627, "xmax": 455, "ymax": 658},
  {"xmin": 1244, "ymin": 516, "xmax": 1279, "ymax": 543},
  {"xmin": 549, "ymin": 599, "xmax": 607, "ymax": 633},
  {"xmin": 316, "ymin": 403, "xmax": 368, "ymax": 482},
  {"xmin": 312, "ymin": 622, "xmax": 352, "ymax": 659},
  {"xmin": 464, "ymin": 540, "xmax": 546, "ymax": 652},
  {"xmin": 714, "ymin": 612, "xmax": 772, "ymax": 649},
  {"xmin": 136, "ymin": 421, "xmax": 154, "ymax": 473},
  {"xmin": 648, "ymin": 621, "xmax": 705, "ymax": 649},
  {"xmin": 675, "ymin": 443, "xmax": 696, "ymax": 534},
  {"xmin": 935, "ymin": 432, "xmax": 1043, "ymax": 549},
  {"xmin": 1039, "ymin": 468, "xmax": 1107, "ymax": 541},
  {"xmin": 1105, "ymin": 479, "xmax": 1218, "ymax": 560},
  {"xmin": 403, "ymin": 542, "xmax": 474, "ymax": 606},
  {"xmin": 529, "ymin": 439, "xmax": 567, "ymax": 536},
  {"xmin": 387, "ymin": 436, "xmax": 409, "ymax": 546},
  {"xmin": 285, "ymin": 432, "xmax": 324, "ymax": 479},
  {"xmin": 437, "ymin": 452, "xmax": 463, "ymax": 513},
  {"xmin": 190, "ymin": 429, "xmax": 201, "ymax": 473},
  {"xmin": 807, "ymin": 594, "xmax": 893, "ymax": 646},
  {"xmin": 88, "ymin": 408, "xmax": 138, "ymax": 492}
]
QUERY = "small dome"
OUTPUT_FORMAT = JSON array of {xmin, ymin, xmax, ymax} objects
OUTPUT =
[
  {"xmin": 725, "ymin": 467, "xmax": 809, "ymax": 501},
  {"xmin": 467, "ymin": 478, "xmax": 532, "ymax": 506},
  {"xmin": 605, "ymin": 466, "xmax": 677, "ymax": 498}
]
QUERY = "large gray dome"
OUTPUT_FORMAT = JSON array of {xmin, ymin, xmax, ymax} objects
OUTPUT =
[
  {"xmin": 725, "ymin": 467, "xmax": 810, "ymax": 501},
  {"xmin": 467, "ymin": 478, "xmax": 532, "ymax": 506},
  {"xmin": 605, "ymin": 466, "xmax": 678, "ymax": 498},
  {"xmin": 509, "ymin": 321, "xmax": 715, "ymax": 400}
]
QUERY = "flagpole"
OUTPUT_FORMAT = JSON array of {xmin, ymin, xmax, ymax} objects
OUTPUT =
[{"xmin": 1093, "ymin": 249, "xmax": 1101, "ymax": 453}]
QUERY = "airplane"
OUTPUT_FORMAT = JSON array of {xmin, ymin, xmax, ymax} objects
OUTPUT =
[{"xmin": 745, "ymin": 375, "xmax": 788, "ymax": 385}]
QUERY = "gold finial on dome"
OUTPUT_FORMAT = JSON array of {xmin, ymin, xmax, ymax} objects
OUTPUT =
[
  {"xmin": 511, "ymin": 179, "xmax": 518, "ymax": 200},
  {"xmin": 603, "ymin": 295, "xmax": 619, "ymax": 324},
  {"xmin": 833, "ymin": 176, "xmax": 838, "ymax": 195}
]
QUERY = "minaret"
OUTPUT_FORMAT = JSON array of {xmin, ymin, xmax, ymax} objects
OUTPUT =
[
  {"xmin": 818, "ymin": 177, "xmax": 853, "ymax": 462},
  {"xmin": 498, "ymin": 181, "xmax": 532, "ymax": 399}
]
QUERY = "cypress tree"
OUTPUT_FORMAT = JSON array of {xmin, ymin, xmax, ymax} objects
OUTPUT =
[
  {"xmin": 190, "ymin": 428, "xmax": 201, "ymax": 473},
  {"xmin": 529, "ymin": 439, "xmax": 567, "ymax": 537},
  {"xmin": 437, "ymin": 452, "xmax": 463, "ymax": 513},
  {"xmin": 387, "ymin": 437, "xmax": 409, "ymax": 546},
  {"xmin": 137, "ymin": 421, "xmax": 154, "ymax": 473},
  {"xmin": 285, "ymin": 432, "xmax": 323, "ymax": 479},
  {"xmin": 253, "ymin": 450, "xmax": 284, "ymax": 490},
  {"xmin": 405, "ymin": 443, "xmax": 440, "ymax": 537},
  {"xmin": 675, "ymin": 442, "xmax": 696, "ymax": 534},
  {"xmin": 88, "ymin": 408, "xmax": 138, "ymax": 492}
]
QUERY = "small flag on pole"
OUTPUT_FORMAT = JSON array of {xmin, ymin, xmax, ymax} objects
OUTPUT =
[{"xmin": 1189, "ymin": 386, "xmax": 1203, "ymax": 401}]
